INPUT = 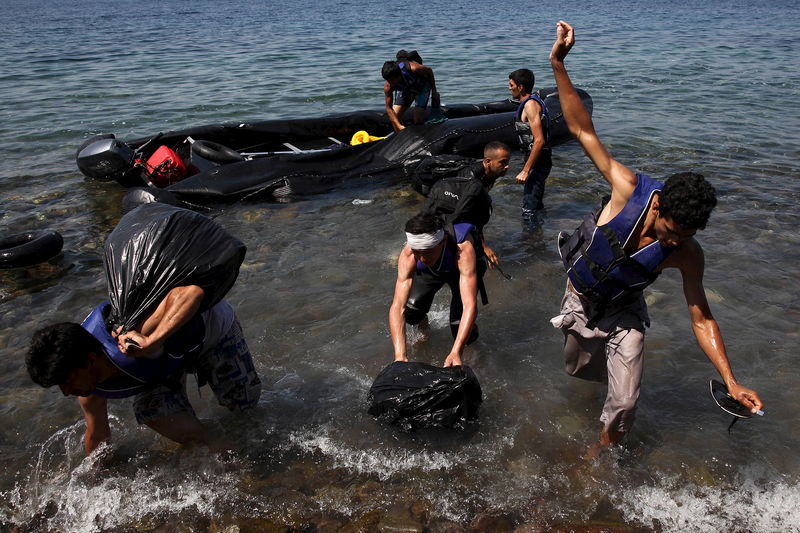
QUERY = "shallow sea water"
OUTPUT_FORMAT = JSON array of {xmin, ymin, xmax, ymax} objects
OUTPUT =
[{"xmin": 1, "ymin": 1, "xmax": 799, "ymax": 531}]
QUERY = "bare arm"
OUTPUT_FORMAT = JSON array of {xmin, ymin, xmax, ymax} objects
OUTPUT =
[
  {"xmin": 116, "ymin": 285, "xmax": 204, "ymax": 357},
  {"xmin": 384, "ymin": 80, "xmax": 405, "ymax": 132},
  {"xmin": 549, "ymin": 21, "xmax": 636, "ymax": 203},
  {"xmin": 389, "ymin": 247, "xmax": 416, "ymax": 361},
  {"xmin": 675, "ymin": 241, "xmax": 763, "ymax": 412},
  {"xmin": 444, "ymin": 240, "xmax": 478, "ymax": 367},
  {"xmin": 515, "ymin": 100, "xmax": 547, "ymax": 184},
  {"xmin": 78, "ymin": 394, "xmax": 110, "ymax": 455}
]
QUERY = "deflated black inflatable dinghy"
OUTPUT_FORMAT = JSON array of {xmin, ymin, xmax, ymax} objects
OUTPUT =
[{"xmin": 77, "ymin": 89, "xmax": 591, "ymax": 203}]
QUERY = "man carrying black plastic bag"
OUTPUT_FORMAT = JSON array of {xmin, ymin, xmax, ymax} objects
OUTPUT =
[
  {"xmin": 26, "ymin": 204, "xmax": 260, "ymax": 455},
  {"xmin": 371, "ymin": 212, "xmax": 483, "ymax": 429}
]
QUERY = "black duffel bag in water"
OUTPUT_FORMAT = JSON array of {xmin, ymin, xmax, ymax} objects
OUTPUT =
[{"xmin": 368, "ymin": 361, "xmax": 482, "ymax": 430}]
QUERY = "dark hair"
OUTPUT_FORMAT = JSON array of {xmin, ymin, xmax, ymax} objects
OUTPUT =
[
  {"xmin": 382, "ymin": 61, "xmax": 401, "ymax": 81},
  {"xmin": 658, "ymin": 172, "xmax": 717, "ymax": 230},
  {"xmin": 27, "ymin": 323, "xmax": 100, "ymax": 387},
  {"xmin": 405, "ymin": 212, "xmax": 443, "ymax": 235},
  {"xmin": 396, "ymin": 49, "xmax": 423, "ymax": 64},
  {"xmin": 509, "ymin": 68, "xmax": 535, "ymax": 93},
  {"xmin": 484, "ymin": 141, "xmax": 510, "ymax": 157}
]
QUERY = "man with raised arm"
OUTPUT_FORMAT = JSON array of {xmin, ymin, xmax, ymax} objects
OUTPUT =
[
  {"xmin": 548, "ymin": 21, "xmax": 763, "ymax": 448},
  {"xmin": 389, "ymin": 213, "xmax": 484, "ymax": 368}
]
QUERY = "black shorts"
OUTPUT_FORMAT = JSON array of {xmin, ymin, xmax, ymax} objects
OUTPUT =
[{"xmin": 404, "ymin": 260, "xmax": 486, "ymax": 339}]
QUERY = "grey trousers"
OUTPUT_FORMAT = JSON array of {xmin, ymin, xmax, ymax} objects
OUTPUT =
[{"xmin": 551, "ymin": 285, "xmax": 649, "ymax": 434}]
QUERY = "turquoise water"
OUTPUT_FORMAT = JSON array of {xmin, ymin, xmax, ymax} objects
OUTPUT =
[{"xmin": 1, "ymin": 1, "xmax": 799, "ymax": 531}]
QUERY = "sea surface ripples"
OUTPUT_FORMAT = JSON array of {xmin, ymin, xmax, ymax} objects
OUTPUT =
[{"xmin": 1, "ymin": 1, "xmax": 799, "ymax": 531}]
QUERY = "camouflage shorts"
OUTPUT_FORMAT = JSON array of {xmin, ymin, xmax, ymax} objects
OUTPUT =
[{"xmin": 133, "ymin": 320, "xmax": 262, "ymax": 424}]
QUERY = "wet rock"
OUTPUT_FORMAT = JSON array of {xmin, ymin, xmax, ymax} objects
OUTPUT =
[
  {"xmin": 146, "ymin": 516, "xmax": 207, "ymax": 532},
  {"xmin": 468, "ymin": 512, "xmax": 516, "ymax": 532},
  {"xmin": 427, "ymin": 519, "xmax": 464, "ymax": 533},
  {"xmin": 337, "ymin": 509, "xmax": 382, "ymax": 533},
  {"xmin": 378, "ymin": 514, "xmax": 426, "ymax": 533},
  {"xmin": 306, "ymin": 512, "xmax": 346, "ymax": 533},
  {"xmin": 409, "ymin": 499, "xmax": 431, "ymax": 523},
  {"xmin": 208, "ymin": 516, "xmax": 291, "ymax": 533},
  {"xmin": 273, "ymin": 204, "xmax": 300, "ymax": 220},
  {"xmin": 513, "ymin": 523, "xmax": 546, "ymax": 533},
  {"xmin": 240, "ymin": 209, "xmax": 269, "ymax": 222},
  {"xmin": 545, "ymin": 522, "xmax": 644, "ymax": 533},
  {"xmin": 352, "ymin": 480, "xmax": 383, "ymax": 503}
]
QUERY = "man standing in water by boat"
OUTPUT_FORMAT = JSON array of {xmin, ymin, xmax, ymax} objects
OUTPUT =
[
  {"xmin": 389, "ymin": 212, "xmax": 484, "ymax": 367},
  {"xmin": 548, "ymin": 21, "xmax": 763, "ymax": 448},
  {"xmin": 508, "ymin": 68, "xmax": 552, "ymax": 227},
  {"xmin": 382, "ymin": 52, "xmax": 440, "ymax": 132}
]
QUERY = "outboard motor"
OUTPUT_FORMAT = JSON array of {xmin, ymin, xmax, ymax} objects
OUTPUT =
[{"xmin": 76, "ymin": 134, "xmax": 136, "ymax": 180}]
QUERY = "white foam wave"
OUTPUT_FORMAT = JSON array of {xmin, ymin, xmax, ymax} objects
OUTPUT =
[
  {"xmin": 618, "ymin": 477, "xmax": 800, "ymax": 533},
  {"xmin": 286, "ymin": 430, "xmax": 457, "ymax": 480},
  {"xmin": 2, "ymin": 422, "xmax": 249, "ymax": 532}
]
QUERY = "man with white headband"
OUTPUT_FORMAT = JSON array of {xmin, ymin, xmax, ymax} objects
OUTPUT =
[{"xmin": 389, "ymin": 212, "xmax": 485, "ymax": 367}]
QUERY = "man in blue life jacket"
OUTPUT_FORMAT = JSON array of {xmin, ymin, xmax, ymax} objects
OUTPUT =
[
  {"xmin": 548, "ymin": 21, "xmax": 763, "ymax": 449},
  {"xmin": 382, "ymin": 51, "xmax": 440, "ymax": 132},
  {"xmin": 389, "ymin": 212, "xmax": 485, "ymax": 368},
  {"xmin": 508, "ymin": 68, "xmax": 552, "ymax": 227},
  {"xmin": 26, "ymin": 286, "xmax": 261, "ymax": 455}
]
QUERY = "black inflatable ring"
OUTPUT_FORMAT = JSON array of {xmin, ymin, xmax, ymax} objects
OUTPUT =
[
  {"xmin": 191, "ymin": 140, "xmax": 245, "ymax": 164},
  {"xmin": 0, "ymin": 230, "xmax": 64, "ymax": 269}
]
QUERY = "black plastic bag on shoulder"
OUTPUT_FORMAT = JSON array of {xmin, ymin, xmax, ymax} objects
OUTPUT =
[
  {"xmin": 368, "ymin": 361, "xmax": 482, "ymax": 430},
  {"xmin": 103, "ymin": 203, "xmax": 246, "ymax": 332}
]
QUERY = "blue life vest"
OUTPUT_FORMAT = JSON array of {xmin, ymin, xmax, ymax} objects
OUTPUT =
[
  {"xmin": 515, "ymin": 93, "xmax": 551, "ymax": 151},
  {"xmin": 81, "ymin": 302, "xmax": 205, "ymax": 398},
  {"xmin": 557, "ymin": 174, "xmax": 677, "ymax": 304},
  {"xmin": 416, "ymin": 223, "xmax": 478, "ymax": 276},
  {"xmin": 393, "ymin": 61, "xmax": 425, "ymax": 94}
]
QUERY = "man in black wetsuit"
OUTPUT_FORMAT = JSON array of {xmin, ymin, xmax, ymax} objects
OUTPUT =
[
  {"xmin": 389, "ymin": 213, "xmax": 484, "ymax": 367},
  {"xmin": 422, "ymin": 141, "xmax": 511, "ymax": 267}
]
